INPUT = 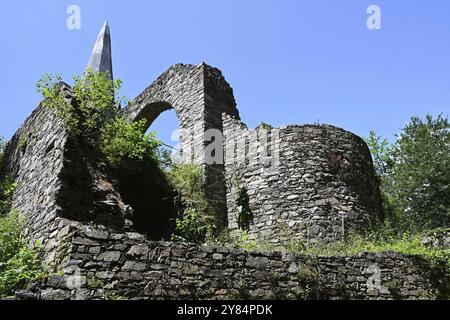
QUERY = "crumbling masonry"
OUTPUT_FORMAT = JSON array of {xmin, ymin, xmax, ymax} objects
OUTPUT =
[{"xmin": 0, "ymin": 23, "xmax": 441, "ymax": 300}]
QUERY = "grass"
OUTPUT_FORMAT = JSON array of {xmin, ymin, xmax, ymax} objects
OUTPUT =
[{"xmin": 221, "ymin": 229, "xmax": 450, "ymax": 267}]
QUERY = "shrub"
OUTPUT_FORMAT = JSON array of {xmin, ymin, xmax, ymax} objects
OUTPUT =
[
  {"xmin": 0, "ymin": 210, "xmax": 22, "ymax": 262},
  {"xmin": 296, "ymin": 266, "xmax": 322, "ymax": 300},
  {"xmin": 36, "ymin": 74, "xmax": 79, "ymax": 133},
  {"xmin": 18, "ymin": 134, "xmax": 29, "ymax": 153},
  {"xmin": 0, "ymin": 176, "xmax": 15, "ymax": 215},
  {"xmin": 168, "ymin": 164, "xmax": 215, "ymax": 243},
  {"xmin": 37, "ymin": 69, "xmax": 121, "ymax": 135},
  {"xmin": 256, "ymin": 122, "xmax": 273, "ymax": 130},
  {"xmin": 100, "ymin": 116, "xmax": 161, "ymax": 166},
  {"xmin": 0, "ymin": 174, "xmax": 46, "ymax": 297},
  {"xmin": 236, "ymin": 185, "xmax": 252, "ymax": 231},
  {"xmin": 0, "ymin": 211, "xmax": 47, "ymax": 297},
  {"xmin": 37, "ymin": 70, "xmax": 161, "ymax": 166}
]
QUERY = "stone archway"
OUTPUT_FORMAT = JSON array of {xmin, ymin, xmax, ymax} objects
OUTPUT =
[{"xmin": 123, "ymin": 62, "xmax": 240, "ymax": 228}]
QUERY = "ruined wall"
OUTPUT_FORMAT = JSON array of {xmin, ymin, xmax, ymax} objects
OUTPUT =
[
  {"xmin": 0, "ymin": 103, "xmax": 137, "ymax": 263},
  {"xmin": 1, "ymin": 62, "xmax": 394, "ymax": 302},
  {"xmin": 1, "ymin": 62, "xmax": 242, "ymax": 264},
  {"xmin": 24, "ymin": 223, "xmax": 438, "ymax": 300},
  {"xmin": 0, "ymin": 104, "xmax": 68, "ymax": 262},
  {"xmin": 223, "ymin": 115, "xmax": 383, "ymax": 244},
  {"xmin": 123, "ymin": 62, "xmax": 240, "ymax": 228}
]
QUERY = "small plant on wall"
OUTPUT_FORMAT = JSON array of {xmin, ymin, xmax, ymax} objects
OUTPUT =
[
  {"xmin": 36, "ymin": 69, "xmax": 161, "ymax": 167},
  {"xmin": 234, "ymin": 173, "xmax": 253, "ymax": 231},
  {"xmin": 168, "ymin": 163, "xmax": 216, "ymax": 243}
]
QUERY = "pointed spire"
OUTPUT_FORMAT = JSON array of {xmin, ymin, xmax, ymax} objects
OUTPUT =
[{"xmin": 87, "ymin": 20, "xmax": 113, "ymax": 80}]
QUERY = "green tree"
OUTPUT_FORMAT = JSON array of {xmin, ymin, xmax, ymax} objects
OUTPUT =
[
  {"xmin": 392, "ymin": 114, "xmax": 449, "ymax": 230},
  {"xmin": 366, "ymin": 130, "xmax": 394, "ymax": 177},
  {"xmin": 367, "ymin": 114, "xmax": 450, "ymax": 232},
  {"xmin": 365, "ymin": 131, "xmax": 400, "ymax": 228}
]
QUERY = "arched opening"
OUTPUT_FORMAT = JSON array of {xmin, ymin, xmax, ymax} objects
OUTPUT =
[
  {"xmin": 146, "ymin": 107, "xmax": 181, "ymax": 166},
  {"xmin": 134, "ymin": 101, "xmax": 173, "ymax": 131},
  {"xmin": 114, "ymin": 102, "xmax": 184, "ymax": 240}
]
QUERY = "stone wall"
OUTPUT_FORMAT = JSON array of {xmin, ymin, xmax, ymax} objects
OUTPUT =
[
  {"xmin": 0, "ymin": 104, "xmax": 68, "ymax": 263},
  {"xmin": 24, "ymin": 223, "xmax": 436, "ymax": 300},
  {"xmin": 223, "ymin": 115, "xmax": 383, "ymax": 244}
]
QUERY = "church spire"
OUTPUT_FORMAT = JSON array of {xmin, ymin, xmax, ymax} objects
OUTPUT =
[{"xmin": 87, "ymin": 20, "xmax": 113, "ymax": 80}]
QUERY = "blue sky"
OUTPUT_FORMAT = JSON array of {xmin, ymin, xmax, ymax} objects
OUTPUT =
[{"xmin": 1, "ymin": 1, "xmax": 449, "ymax": 145}]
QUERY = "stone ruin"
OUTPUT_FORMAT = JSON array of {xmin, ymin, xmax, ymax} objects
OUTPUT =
[{"xmin": 0, "ymin": 23, "xmax": 439, "ymax": 300}]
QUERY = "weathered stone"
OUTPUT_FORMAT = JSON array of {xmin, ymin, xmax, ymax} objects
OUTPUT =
[
  {"xmin": 246, "ymin": 256, "xmax": 270, "ymax": 269},
  {"xmin": 85, "ymin": 229, "xmax": 109, "ymax": 240},
  {"xmin": 98, "ymin": 251, "xmax": 121, "ymax": 262},
  {"xmin": 122, "ymin": 261, "xmax": 147, "ymax": 271},
  {"xmin": 224, "ymin": 116, "xmax": 383, "ymax": 244},
  {"xmin": 40, "ymin": 289, "xmax": 71, "ymax": 300},
  {"xmin": 212, "ymin": 253, "xmax": 224, "ymax": 260},
  {"xmin": 127, "ymin": 245, "xmax": 149, "ymax": 258},
  {"xmin": 96, "ymin": 271, "xmax": 115, "ymax": 279}
]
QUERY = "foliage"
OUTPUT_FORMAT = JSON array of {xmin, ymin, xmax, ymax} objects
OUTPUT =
[
  {"xmin": 36, "ymin": 74, "xmax": 78, "ymax": 133},
  {"xmin": 0, "ymin": 137, "xmax": 6, "ymax": 161},
  {"xmin": 256, "ymin": 122, "xmax": 273, "ymax": 130},
  {"xmin": 225, "ymin": 225, "xmax": 449, "ymax": 270},
  {"xmin": 157, "ymin": 147, "xmax": 175, "ymax": 170},
  {"xmin": 71, "ymin": 70, "xmax": 123, "ymax": 134},
  {"xmin": 228, "ymin": 230, "xmax": 260, "ymax": 252},
  {"xmin": 300, "ymin": 231, "xmax": 449, "ymax": 262},
  {"xmin": 37, "ymin": 69, "xmax": 122, "ymax": 135},
  {"xmin": 172, "ymin": 208, "xmax": 212, "ymax": 243},
  {"xmin": 0, "ymin": 137, "xmax": 6, "ymax": 151},
  {"xmin": 0, "ymin": 211, "xmax": 47, "ymax": 297},
  {"xmin": 0, "ymin": 176, "xmax": 15, "ymax": 215},
  {"xmin": 37, "ymin": 70, "xmax": 161, "ymax": 166},
  {"xmin": 18, "ymin": 134, "xmax": 29, "ymax": 153},
  {"xmin": 87, "ymin": 275, "xmax": 104, "ymax": 289},
  {"xmin": 366, "ymin": 130, "xmax": 395, "ymax": 176},
  {"xmin": 391, "ymin": 114, "xmax": 449, "ymax": 230},
  {"xmin": 366, "ymin": 114, "xmax": 450, "ymax": 231},
  {"xmin": 0, "ymin": 174, "xmax": 46, "ymax": 297},
  {"xmin": 100, "ymin": 117, "xmax": 161, "ymax": 166},
  {"xmin": 0, "ymin": 210, "xmax": 22, "ymax": 262},
  {"xmin": 104, "ymin": 292, "xmax": 124, "ymax": 300},
  {"xmin": 236, "ymin": 185, "xmax": 252, "ymax": 231},
  {"xmin": 168, "ymin": 164, "xmax": 216, "ymax": 243},
  {"xmin": 296, "ymin": 266, "xmax": 322, "ymax": 300}
]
